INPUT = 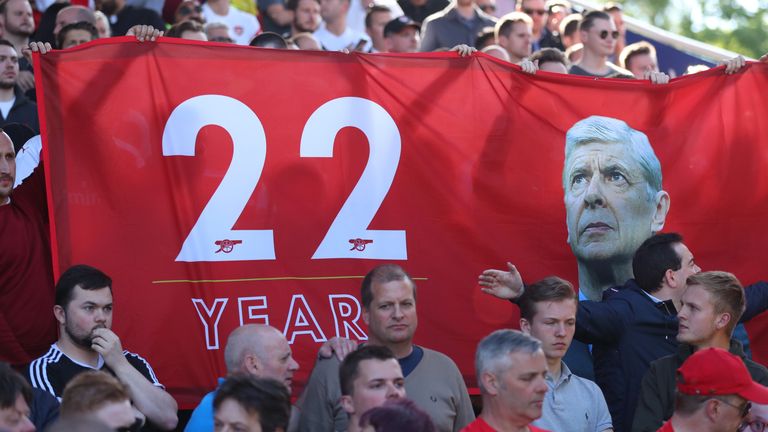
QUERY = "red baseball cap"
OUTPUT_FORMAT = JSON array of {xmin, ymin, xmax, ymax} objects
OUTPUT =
[{"xmin": 677, "ymin": 347, "xmax": 768, "ymax": 403}]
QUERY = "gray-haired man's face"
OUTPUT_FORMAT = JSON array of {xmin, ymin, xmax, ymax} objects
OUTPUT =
[{"xmin": 563, "ymin": 140, "xmax": 660, "ymax": 265}]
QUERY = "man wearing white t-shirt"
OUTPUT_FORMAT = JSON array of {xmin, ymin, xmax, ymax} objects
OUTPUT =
[
  {"xmin": 314, "ymin": 0, "xmax": 369, "ymax": 51},
  {"xmin": 202, "ymin": 0, "xmax": 261, "ymax": 45}
]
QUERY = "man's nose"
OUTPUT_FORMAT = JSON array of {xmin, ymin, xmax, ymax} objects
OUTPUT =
[
  {"xmin": 554, "ymin": 323, "xmax": 566, "ymax": 337},
  {"xmin": 392, "ymin": 305, "xmax": 404, "ymax": 319},
  {"xmin": 583, "ymin": 174, "xmax": 606, "ymax": 208},
  {"xmin": 385, "ymin": 383, "xmax": 403, "ymax": 399},
  {"xmin": 289, "ymin": 357, "xmax": 299, "ymax": 371}
]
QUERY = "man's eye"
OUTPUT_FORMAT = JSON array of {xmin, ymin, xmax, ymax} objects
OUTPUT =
[
  {"xmin": 607, "ymin": 171, "xmax": 626, "ymax": 182},
  {"xmin": 572, "ymin": 173, "xmax": 586, "ymax": 185}
]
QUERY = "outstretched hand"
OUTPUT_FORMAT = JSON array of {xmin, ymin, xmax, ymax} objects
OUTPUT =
[
  {"xmin": 318, "ymin": 337, "xmax": 359, "ymax": 361},
  {"xmin": 518, "ymin": 59, "xmax": 537, "ymax": 74},
  {"xmin": 478, "ymin": 262, "xmax": 525, "ymax": 300}
]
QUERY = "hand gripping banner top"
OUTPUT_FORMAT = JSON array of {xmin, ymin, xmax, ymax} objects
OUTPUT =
[{"xmin": 35, "ymin": 38, "xmax": 768, "ymax": 406}]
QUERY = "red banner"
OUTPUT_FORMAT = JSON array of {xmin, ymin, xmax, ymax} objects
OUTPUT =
[{"xmin": 36, "ymin": 38, "xmax": 768, "ymax": 407}]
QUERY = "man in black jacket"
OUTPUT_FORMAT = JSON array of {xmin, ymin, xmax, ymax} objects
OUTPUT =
[
  {"xmin": 632, "ymin": 271, "xmax": 768, "ymax": 432},
  {"xmin": 0, "ymin": 40, "xmax": 37, "ymax": 133}
]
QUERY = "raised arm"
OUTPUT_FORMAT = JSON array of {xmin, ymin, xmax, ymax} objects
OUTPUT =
[{"xmin": 92, "ymin": 328, "xmax": 178, "ymax": 430}]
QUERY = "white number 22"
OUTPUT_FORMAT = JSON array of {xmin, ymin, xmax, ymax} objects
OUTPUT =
[{"xmin": 162, "ymin": 95, "xmax": 407, "ymax": 262}]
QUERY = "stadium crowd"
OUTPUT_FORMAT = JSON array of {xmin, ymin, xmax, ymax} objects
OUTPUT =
[{"xmin": 2, "ymin": 0, "xmax": 768, "ymax": 431}]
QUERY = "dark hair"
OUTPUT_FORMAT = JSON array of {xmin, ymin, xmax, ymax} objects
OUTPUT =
[
  {"xmin": 559, "ymin": 13, "xmax": 580, "ymax": 37},
  {"xmin": 0, "ymin": 362, "xmax": 32, "ymax": 409},
  {"xmin": 474, "ymin": 26, "xmax": 496, "ymax": 49},
  {"xmin": 286, "ymin": 0, "xmax": 319, "ymax": 11},
  {"xmin": 578, "ymin": 10, "xmax": 611, "ymax": 32},
  {"xmin": 687, "ymin": 271, "xmax": 745, "ymax": 336},
  {"xmin": 518, "ymin": 276, "xmax": 576, "ymax": 321},
  {"xmin": 361, "ymin": 264, "xmax": 416, "ymax": 310},
  {"xmin": 249, "ymin": 32, "xmax": 288, "ymax": 48},
  {"xmin": 359, "ymin": 399, "xmax": 436, "ymax": 432},
  {"xmin": 530, "ymin": 47, "xmax": 567, "ymax": 67},
  {"xmin": 55, "ymin": 264, "xmax": 113, "ymax": 308},
  {"xmin": 339, "ymin": 345, "xmax": 397, "ymax": 396},
  {"xmin": 56, "ymin": 21, "xmax": 98, "ymax": 49},
  {"xmin": 365, "ymin": 5, "xmax": 391, "ymax": 29},
  {"xmin": 0, "ymin": 39, "xmax": 15, "ymax": 50},
  {"xmin": 633, "ymin": 233, "xmax": 683, "ymax": 294},
  {"xmin": 213, "ymin": 375, "xmax": 291, "ymax": 432},
  {"xmin": 166, "ymin": 20, "xmax": 204, "ymax": 38},
  {"xmin": 61, "ymin": 371, "xmax": 130, "ymax": 417}
]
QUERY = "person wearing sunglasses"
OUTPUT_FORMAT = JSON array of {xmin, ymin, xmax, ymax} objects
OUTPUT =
[
  {"xmin": 654, "ymin": 347, "xmax": 768, "ymax": 432},
  {"xmin": 633, "ymin": 272, "xmax": 768, "ymax": 432},
  {"xmin": 568, "ymin": 10, "xmax": 638, "ymax": 80},
  {"xmin": 515, "ymin": 0, "xmax": 545, "ymax": 51}
]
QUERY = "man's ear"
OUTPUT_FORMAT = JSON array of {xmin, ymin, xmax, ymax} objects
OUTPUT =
[
  {"xmin": 340, "ymin": 395, "xmax": 355, "ymax": 415},
  {"xmin": 480, "ymin": 372, "xmax": 499, "ymax": 396},
  {"xmin": 715, "ymin": 312, "xmax": 732, "ymax": 331},
  {"xmin": 53, "ymin": 305, "xmax": 66, "ymax": 326},
  {"xmin": 520, "ymin": 318, "xmax": 531, "ymax": 334},
  {"xmin": 650, "ymin": 190, "xmax": 671, "ymax": 233},
  {"xmin": 243, "ymin": 353, "xmax": 260, "ymax": 375}
]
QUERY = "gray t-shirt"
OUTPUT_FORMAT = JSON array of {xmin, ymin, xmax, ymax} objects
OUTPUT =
[{"xmin": 296, "ymin": 346, "xmax": 474, "ymax": 432}]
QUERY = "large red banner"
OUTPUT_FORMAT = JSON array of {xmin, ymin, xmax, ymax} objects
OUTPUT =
[{"xmin": 36, "ymin": 38, "xmax": 768, "ymax": 407}]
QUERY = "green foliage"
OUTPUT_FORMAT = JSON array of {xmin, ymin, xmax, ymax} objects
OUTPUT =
[{"xmin": 599, "ymin": 0, "xmax": 768, "ymax": 58}]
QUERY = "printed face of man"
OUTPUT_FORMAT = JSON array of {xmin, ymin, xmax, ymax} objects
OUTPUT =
[
  {"xmin": 256, "ymin": 331, "xmax": 299, "ymax": 392},
  {"xmin": 494, "ymin": 350, "xmax": 548, "ymax": 423},
  {"xmin": 0, "ymin": 134, "xmax": 15, "ymax": 203},
  {"xmin": 363, "ymin": 279, "xmax": 417, "ymax": 346},
  {"xmin": 521, "ymin": 299, "xmax": 576, "ymax": 361},
  {"xmin": 564, "ymin": 141, "xmax": 660, "ymax": 266},
  {"xmin": 0, "ymin": 395, "xmax": 34, "ymax": 432},
  {"xmin": 294, "ymin": 0, "xmax": 321, "ymax": 33},
  {"xmin": 341, "ymin": 358, "xmax": 405, "ymax": 417},
  {"xmin": 214, "ymin": 398, "xmax": 262, "ymax": 432},
  {"xmin": 0, "ymin": 45, "xmax": 19, "ymax": 90},
  {"xmin": 677, "ymin": 284, "xmax": 721, "ymax": 346},
  {"xmin": 582, "ymin": 17, "xmax": 616, "ymax": 57},
  {"xmin": 386, "ymin": 27, "xmax": 420, "ymax": 53},
  {"xmin": 57, "ymin": 286, "xmax": 113, "ymax": 349}
]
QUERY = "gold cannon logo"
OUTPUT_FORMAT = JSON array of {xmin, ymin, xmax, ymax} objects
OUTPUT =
[
  {"xmin": 215, "ymin": 239, "xmax": 243, "ymax": 253},
  {"xmin": 348, "ymin": 238, "xmax": 373, "ymax": 251}
]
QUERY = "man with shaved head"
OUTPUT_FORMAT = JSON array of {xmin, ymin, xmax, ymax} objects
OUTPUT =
[{"xmin": 185, "ymin": 324, "xmax": 299, "ymax": 432}]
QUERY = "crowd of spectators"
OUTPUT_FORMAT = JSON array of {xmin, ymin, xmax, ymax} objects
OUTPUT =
[{"xmin": 1, "ymin": 0, "xmax": 768, "ymax": 431}]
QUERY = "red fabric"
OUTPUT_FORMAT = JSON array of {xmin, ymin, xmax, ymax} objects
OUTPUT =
[
  {"xmin": 0, "ymin": 166, "xmax": 56, "ymax": 366},
  {"xmin": 657, "ymin": 420, "xmax": 676, "ymax": 432},
  {"xmin": 461, "ymin": 418, "xmax": 549, "ymax": 432},
  {"xmin": 34, "ymin": 38, "xmax": 768, "ymax": 407}
]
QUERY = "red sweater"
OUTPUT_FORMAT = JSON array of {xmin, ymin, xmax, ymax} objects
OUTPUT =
[{"xmin": 0, "ymin": 166, "xmax": 56, "ymax": 366}]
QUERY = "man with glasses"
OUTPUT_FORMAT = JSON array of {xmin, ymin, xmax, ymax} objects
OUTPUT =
[
  {"xmin": 568, "ymin": 10, "xmax": 633, "ymax": 79},
  {"xmin": 741, "ymin": 403, "xmax": 768, "ymax": 432},
  {"xmin": 633, "ymin": 272, "xmax": 768, "ymax": 432},
  {"xmin": 515, "ymin": 0, "xmax": 546, "ymax": 50},
  {"xmin": 655, "ymin": 347, "xmax": 768, "ymax": 432}
]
